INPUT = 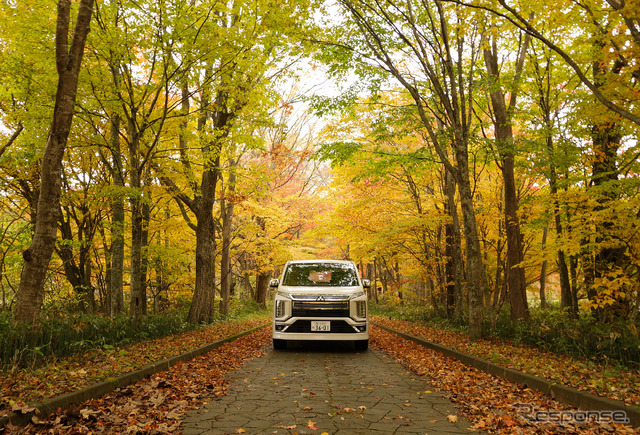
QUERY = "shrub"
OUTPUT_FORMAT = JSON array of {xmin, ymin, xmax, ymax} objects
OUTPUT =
[
  {"xmin": 489, "ymin": 308, "xmax": 640, "ymax": 367},
  {"xmin": 371, "ymin": 301, "xmax": 640, "ymax": 367}
]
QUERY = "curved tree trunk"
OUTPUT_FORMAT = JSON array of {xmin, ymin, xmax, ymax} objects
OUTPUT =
[{"xmin": 14, "ymin": 0, "xmax": 95, "ymax": 324}]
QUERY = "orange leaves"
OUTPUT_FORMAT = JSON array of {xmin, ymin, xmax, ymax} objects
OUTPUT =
[
  {"xmin": 0, "ymin": 317, "xmax": 267, "ymax": 417},
  {"xmin": 307, "ymin": 419, "xmax": 319, "ymax": 430},
  {"xmin": 371, "ymin": 324, "xmax": 639, "ymax": 434},
  {"xmin": 374, "ymin": 316, "xmax": 640, "ymax": 407},
  {"xmin": 2, "ymin": 322, "xmax": 271, "ymax": 434}
]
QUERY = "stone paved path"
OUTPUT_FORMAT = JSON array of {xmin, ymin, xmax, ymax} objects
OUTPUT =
[{"xmin": 181, "ymin": 341, "xmax": 472, "ymax": 434}]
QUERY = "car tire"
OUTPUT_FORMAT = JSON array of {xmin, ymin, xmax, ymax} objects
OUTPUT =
[
  {"xmin": 273, "ymin": 339, "xmax": 287, "ymax": 350},
  {"xmin": 354, "ymin": 340, "xmax": 368, "ymax": 351}
]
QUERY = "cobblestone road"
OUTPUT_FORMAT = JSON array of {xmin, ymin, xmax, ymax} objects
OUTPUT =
[{"xmin": 182, "ymin": 341, "xmax": 472, "ymax": 434}]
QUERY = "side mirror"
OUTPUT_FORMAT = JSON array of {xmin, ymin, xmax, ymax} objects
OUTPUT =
[
  {"xmin": 269, "ymin": 278, "xmax": 280, "ymax": 288},
  {"xmin": 362, "ymin": 279, "xmax": 371, "ymax": 289}
]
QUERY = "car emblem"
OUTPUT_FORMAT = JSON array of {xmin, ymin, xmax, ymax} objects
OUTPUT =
[{"xmin": 316, "ymin": 296, "xmax": 325, "ymax": 302}]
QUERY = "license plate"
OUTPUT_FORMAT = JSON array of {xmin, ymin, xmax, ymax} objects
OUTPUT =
[{"xmin": 311, "ymin": 321, "xmax": 330, "ymax": 332}]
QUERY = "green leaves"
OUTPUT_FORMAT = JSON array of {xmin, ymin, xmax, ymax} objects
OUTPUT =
[{"xmin": 314, "ymin": 141, "xmax": 363, "ymax": 166}]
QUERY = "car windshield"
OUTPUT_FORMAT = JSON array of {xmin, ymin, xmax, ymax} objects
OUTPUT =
[{"xmin": 282, "ymin": 263, "xmax": 359, "ymax": 287}]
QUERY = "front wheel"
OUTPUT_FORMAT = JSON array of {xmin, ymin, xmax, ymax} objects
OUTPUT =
[
  {"xmin": 354, "ymin": 340, "xmax": 368, "ymax": 351},
  {"xmin": 273, "ymin": 339, "xmax": 287, "ymax": 350}
]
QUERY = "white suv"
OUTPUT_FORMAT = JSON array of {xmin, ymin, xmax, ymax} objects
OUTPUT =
[{"xmin": 271, "ymin": 259, "xmax": 370, "ymax": 351}]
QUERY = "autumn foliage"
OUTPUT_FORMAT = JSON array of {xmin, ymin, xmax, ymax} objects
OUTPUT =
[{"xmin": 0, "ymin": 0, "xmax": 639, "ymax": 374}]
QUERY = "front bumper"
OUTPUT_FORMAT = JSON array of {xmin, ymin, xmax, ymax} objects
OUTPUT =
[{"xmin": 273, "ymin": 317, "xmax": 368, "ymax": 341}]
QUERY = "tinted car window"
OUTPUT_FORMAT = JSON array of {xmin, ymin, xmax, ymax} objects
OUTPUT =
[{"xmin": 282, "ymin": 263, "xmax": 359, "ymax": 287}]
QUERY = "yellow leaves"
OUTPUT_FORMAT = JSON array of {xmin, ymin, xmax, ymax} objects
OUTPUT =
[{"xmin": 587, "ymin": 266, "xmax": 634, "ymax": 309}]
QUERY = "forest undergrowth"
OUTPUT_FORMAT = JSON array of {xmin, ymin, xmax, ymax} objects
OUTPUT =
[
  {"xmin": 2, "ymin": 322, "xmax": 638, "ymax": 434},
  {"xmin": 372, "ymin": 316, "xmax": 640, "ymax": 407},
  {"xmin": 0, "ymin": 316, "xmax": 270, "ymax": 419}
]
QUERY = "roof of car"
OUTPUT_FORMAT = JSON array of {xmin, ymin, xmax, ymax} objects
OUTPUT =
[{"xmin": 287, "ymin": 259, "xmax": 354, "ymax": 265}]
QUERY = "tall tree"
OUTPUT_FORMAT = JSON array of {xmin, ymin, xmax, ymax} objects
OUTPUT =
[
  {"xmin": 445, "ymin": 0, "xmax": 640, "ymax": 126},
  {"xmin": 333, "ymin": 0, "xmax": 488, "ymax": 338},
  {"xmin": 14, "ymin": 0, "xmax": 95, "ymax": 324},
  {"xmin": 482, "ymin": 26, "xmax": 531, "ymax": 321},
  {"xmin": 526, "ymin": 40, "xmax": 577, "ymax": 314}
]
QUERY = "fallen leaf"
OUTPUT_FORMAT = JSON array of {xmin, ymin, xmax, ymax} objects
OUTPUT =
[
  {"xmin": 447, "ymin": 414, "xmax": 458, "ymax": 423},
  {"xmin": 80, "ymin": 408, "xmax": 99, "ymax": 419},
  {"xmin": 11, "ymin": 402, "xmax": 35, "ymax": 414}
]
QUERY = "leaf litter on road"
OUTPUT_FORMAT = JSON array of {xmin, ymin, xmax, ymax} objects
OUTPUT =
[
  {"xmin": 0, "ymin": 317, "xmax": 268, "ymax": 419},
  {"xmin": 370, "ymin": 325, "xmax": 639, "ymax": 434},
  {"xmin": 374, "ymin": 316, "xmax": 640, "ymax": 406},
  {"xmin": 3, "ymin": 317, "xmax": 639, "ymax": 434},
  {"xmin": 2, "ymin": 323, "xmax": 272, "ymax": 434}
]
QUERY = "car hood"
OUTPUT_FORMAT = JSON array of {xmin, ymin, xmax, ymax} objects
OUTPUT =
[{"xmin": 278, "ymin": 285, "xmax": 363, "ymax": 297}]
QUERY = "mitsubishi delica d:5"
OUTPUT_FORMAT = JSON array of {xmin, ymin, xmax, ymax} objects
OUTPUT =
[{"xmin": 271, "ymin": 259, "xmax": 370, "ymax": 351}]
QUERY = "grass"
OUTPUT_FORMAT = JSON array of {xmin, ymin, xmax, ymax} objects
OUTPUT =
[
  {"xmin": 0, "ymin": 309, "xmax": 270, "ymax": 415},
  {"xmin": 0, "ymin": 298, "xmax": 270, "ymax": 372}
]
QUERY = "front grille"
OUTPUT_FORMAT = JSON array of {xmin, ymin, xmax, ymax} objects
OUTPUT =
[
  {"xmin": 284, "ymin": 320, "xmax": 359, "ymax": 333},
  {"xmin": 292, "ymin": 301, "xmax": 350, "ymax": 317}
]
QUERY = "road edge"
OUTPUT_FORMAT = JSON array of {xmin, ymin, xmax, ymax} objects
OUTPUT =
[
  {"xmin": 373, "ymin": 322, "xmax": 640, "ymax": 427},
  {"xmin": 0, "ymin": 322, "xmax": 269, "ymax": 429}
]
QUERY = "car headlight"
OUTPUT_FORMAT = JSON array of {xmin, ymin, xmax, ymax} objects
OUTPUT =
[
  {"xmin": 350, "ymin": 291, "xmax": 365, "ymax": 299},
  {"xmin": 275, "ymin": 300, "xmax": 288, "ymax": 318},
  {"xmin": 355, "ymin": 300, "xmax": 367, "ymax": 318}
]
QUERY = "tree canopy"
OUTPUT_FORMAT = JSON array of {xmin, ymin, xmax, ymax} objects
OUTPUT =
[{"xmin": 0, "ymin": 0, "xmax": 639, "ymax": 342}]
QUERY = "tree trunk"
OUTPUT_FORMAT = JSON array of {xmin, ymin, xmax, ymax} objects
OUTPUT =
[
  {"xmin": 255, "ymin": 270, "xmax": 270, "ymax": 308},
  {"xmin": 140, "ymin": 181, "xmax": 151, "ymax": 316},
  {"xmin": 503, "ymin": 155, "xmax": 530, "ymax": 320},
  {"xmin": 14, "ymin": 0, "xmax": 95, "ymax": 324},
  {"xmin": 188, "ymin": 195, "xmax": 217, "ymax": 323},
  {"xmin": 109, "ymin": 114, "xmax": 125, "ymax": 317},
  {"xmin": 539, "ymin": 225, "xmax": 548, "ymax": 309},
  {"xmin": 186, "ymin": 86, "xmax": 228, "ymax": 323},
  {"xmin": 129, "ymin": 119, "xmax": 145, "ymax": 328},
  {"xmin": 57, "ymin": 204, "xmax": 94, "ymax": 313},
  {"xmin": 484, "ymin": 35, "xmax": 530, "ymax": 321},
  {"xmin": 187, "ymin": 87, "xmax": 220, "ymax": 324},
  {"xmin": 547, "ymin": 136, "xmax": 574, "ymax": 315},
  {"xmin": 584, "ymin": 42, "xmax": 626, "ymax": 321},
  {"xmin": 219, "ymin": 164, "xmax": 236, "ymax": 317},
  {"xmin": 456, "ymin": 159, "xmax": 487, "ymax": 338},
  {"xmin": 444, "ymin": 168, "xmax": 465, "ymax": 318}
]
